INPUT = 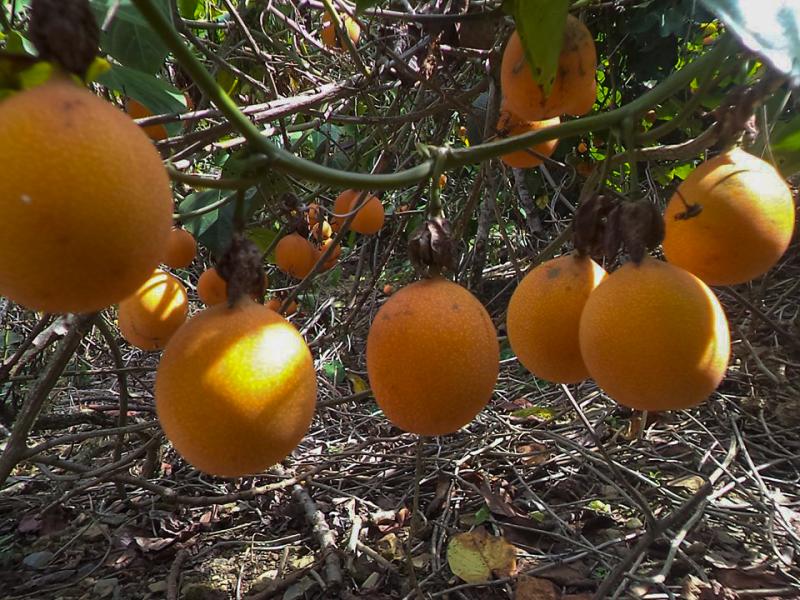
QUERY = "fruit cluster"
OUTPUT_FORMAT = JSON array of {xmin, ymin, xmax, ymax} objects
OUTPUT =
[{"xmin": 496, "ymin": 15, "xmax": 597, "ymax": 168}]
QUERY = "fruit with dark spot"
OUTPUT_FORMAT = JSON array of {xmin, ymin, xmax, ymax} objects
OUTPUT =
[
  {"xmin": 497, "ymin": 109, "xmax": 560, "ymax": 169},
  {"xmin": 662, "ymin": 148, "xmax": 795, "ymax": 285},
  {"xmin": 500, "ymin": 15, "xmax": 597, "ymax": 121},
  {"xmin": 507, "ymin": 254, "xmax": 606, "ymax": 383},
  {"xmin": 0, "ymin": 75, "xmax": 172, "ymax": 313}
]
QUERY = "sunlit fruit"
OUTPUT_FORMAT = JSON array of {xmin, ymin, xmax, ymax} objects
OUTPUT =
[
  {"xmin": 275, "ymin": 233, "xmax": 318, "ymax": 279},
  {"xmin": 318, "ymin": 238, "xmax": 341, "ymax": 271},
  {"xmin": 311, "ymin": 220, "xmax": 333, "ymax": 242},
  {"xmin": 497, "ymin": 110, "xmax": 560, "ymax": 169},
  {"xmin": 155, "ymin": 299, "xmax": 317, "ymax": 477},
  {"xmin": 163, "ymin": 227, "xmax": 197, "ymax": 269},
  {"xmin": 662, "ymin": 147, "xmax": 796, "ymax": 285},
  {"xmin": 0, "ymin": 75, "xmax": 172, "ymax": 313},
  {"xmin": 578, "ymin": 258, "xmax": 730, "ymax": 412},
  {"xmin": 321, "ymin": 11, "xmax": 361, "ymax": 49},
  {"xmin": 507, "ymin": 254, "xmax": 606, "ymax": 383},
  {"xmin": 366, "ymin": 276, "xmax": 499, "ymax": 435},
  {"xmin": 118, "ymin": 269, "xmax": 188, "ymax": 351},
  {"xmin": 501, "ymin": 15, "xmax": 597, "ymax": 120},
  {"xmin": 197, "ymin": 268, "xmax": 227, "ymax": 306},
  {"xmin": 348, "ymin": 192, "xmax": 385, "ymax": 234},
  {"xmin": 126, "ymin": 98, "xmax": 169, "ymax": 141}
]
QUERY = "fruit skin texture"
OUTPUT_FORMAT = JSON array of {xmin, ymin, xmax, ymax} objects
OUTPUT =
[
  {"xmin": 126, "ymin": 98, "xmax": 168, "ymax": 141},
  {"xmin": 332, "ymin": 189, "xmax": 383, "ymax": 233},
  {"xmin": 348, "ymin": 193, "xmax": 384, "ymax": 234},
  {"xmin": 197, "ymin": 268, "xmax": 227, "ymax": 305},
  {"xmin": 501, "ymin": 15, "xmax": 597, "ymax": 121},
  {"xmin": 366, "ymin": 277, "xmax": 500, "ymax": 435},
  {"xmin": 332, "ymin": 190, "xmax": 356, "ymax": 231},
  {"xmin": 507, "ymin": 254, "xmax": 606, "ymax": 383},
  {"xmin": 321, "ymin": 12, "xmax": 361, "ymax": 49},
  {"xmin": 275, "ymin": 233, "xmax": 318, "ymax": 279},
  {"xmin": 662, "ymin": 148, "xmax": 795, "ymax": 286},
  {"xmin": 163, "ymin": 227, "xmax": 197, "ymax": 269},
  {"xmin": 0, "ymin": 77, "xmax": 172, "ymax": 313},
  {"xmin": 497, "ymin": 111, "xmax": 560, "ymax": 169},
  {"xmin": 118, "ymin": 269, "xmax": 188, "ymax": 351},
  {"xmin": 578, "ymin": 258, "xmax": 730, "ymax": 412},
  {"xmin": 155, "ymin": 299, "xmax": 317, "ymax": 477}
]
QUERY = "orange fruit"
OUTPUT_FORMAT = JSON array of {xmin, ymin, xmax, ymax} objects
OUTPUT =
[
  {"xmin": 275, "ymin": 233, "xmax": 318, "ymax": 279},
  {"xmin": 197, "ymin": 268, "xmax": 227, "ymax": 305},
  {"xmin": 366, "ymin": 276, "xmax": 499, "ymax": 435},
  {"xmin": 438, "ymin": 174, "xmax": 448, "ymax": 189},
  {"xmin": 155, "ymin": 299, "xmax": 317, "ymax": 477},
  {"xmin": 311, "ymin": 220, "xmax": 333, "ymax": 242},
  {"xmin": 321, "ymin": 11, "xmax": 361, "ymax": 49},
  {"xmin": 507, "ymin": 254, "xmax": 606, "ymax": 383},
  {"xmin": 306, "ymin": 202, "xmax": 322, "ymax": 226},
  {"xmin": 118, "ymin": 269, "xmax": 188, "ymax": 351},
  {"xmin": 126, "ymin": 98, "xmax": 169, "ymax": 141},
  {"xmin": 0, "ymin": 76, "xmax": 172, "ymax": 313},
  {"xmin": 331, "ymin": 189, "xmax": 356, "ymax": 231},
  {"xmin": 318, "ymin": 238, "xmax": 341, "ymax": 271},
  {"xmin": 497, "ymin": 110, "xmax": 560, "ymax": 169},
  {"xmin": 163, "ymin": 227, "xmax": 197, "ymax": 269},
  {"xmin": 662, "ymin": 148, "xmax": 796, "ymax": 286},
  {"xmin": 578, "ymin": 258, "xmax": 730, "ymax": 412},
  {"xmin": 348, "ymin": 193, "xmax": 385, "ymax": 234},
  {"xmin": 383, "ymin": 284, "xmax": 394, "ymax": 296},
  {"xmin": 266, "ymin": 297, "xmax": 298, "ymax": 316},
  {"xmin": 501, "ymin": 15, "xmax": 597, "ymax": 121},
  {"xmin": 577, "ymin": 141, "xmax": 588, "ymax": 153}
]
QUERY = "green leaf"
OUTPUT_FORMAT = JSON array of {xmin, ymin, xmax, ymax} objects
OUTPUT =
[
  {"xmin": 179, "ymin": 188, "xmax": 262, "ymax": 258},
  {"xmin": 699, "ymin": 0, "xmax": 800, "ymax": 85},
  {"xmin": 322, "ymin": 360, "xmax": 346, "ymax": 385},
  {"xmin": 504, "ymin": 0, "xmax": 570, "ymax": 94},
  {"xmin": 5, "ymin": 30, "xmax": 36, "ymax": 55},
  {"xmin": 89, "ymin": 0, "xmax": 171, "ymax": 74},
  {"xmin": 511, "ymin": 406, "xmax": 556, "ymax": 420},
  {"xmin": 177, "ymin": 0, "xmax": 201, "ymax": 18}
]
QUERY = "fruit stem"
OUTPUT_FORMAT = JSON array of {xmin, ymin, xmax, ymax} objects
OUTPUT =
[
  {"xmin": 427, "ymin": 146, "xmax": 449, "ymax": 220},
  {"xmin": 131, "ymin": 0, "xmax": 736, "ymax": 188},
  {"xmin": 622, "ymin": 116, "xmax": 640, "ymax": 200}
]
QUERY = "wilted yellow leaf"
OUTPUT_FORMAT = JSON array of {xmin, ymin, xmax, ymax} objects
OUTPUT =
[{"xmin": 447, "ymin": 527, "xmax": 517, "ymax": 583}]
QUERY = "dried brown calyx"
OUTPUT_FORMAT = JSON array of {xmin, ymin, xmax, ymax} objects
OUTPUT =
[
  {"xmin": 573, "ymin": 195, "xmax": 664, "ymax": 264},
  {"xmin": 215, "ymin": 232, "xmax": 266, "ymax": 307},
  {"xmin": 30, "ymin": 0, "xmax": 99, "ymax": 78},
  {"xmin": 408, "ymin": 216, "xmax": 456, "ymax": 276}
]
